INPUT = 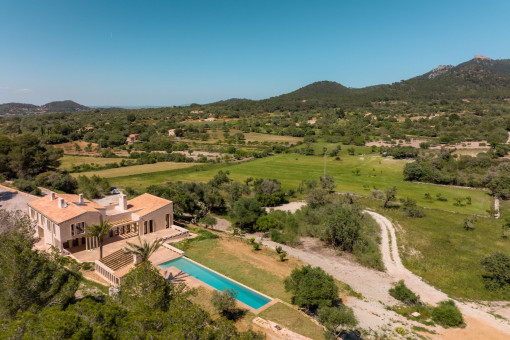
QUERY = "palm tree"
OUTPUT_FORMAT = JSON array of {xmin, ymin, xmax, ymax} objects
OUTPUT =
[
  {"xmin": 86, "ymin": 221, "xmax": 111, "ymax": 259},
  {"xmin": 124, "ymin": 237, "xmax": 163, "ymax": 264}
]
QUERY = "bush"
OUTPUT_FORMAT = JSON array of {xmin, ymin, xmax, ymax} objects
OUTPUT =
[
  {"xmin": 317, "ymin": 305, "xmax": 358, "ymax": 336},
  {"xmin": 389, "ymin": 280, "xmax": 420, "ymax": 305},
  {"xmin": 252, "ymin": 242, "xmax": 260, "ymax": 251},
  {"xmin": 275, "ymin": 246, "xmax": 283, "ymax": 254},
  {"xmin": 13, "ymin": 179, "xmax": 41, "ymax": 195},
  {"xmin": 284, "ymin": 265, "xmax": 339, "ymax": 311},
  {"xmin": 279, "ymin": 252, "xmax": 287, "ymax": 262},
  {"xmin": 481, "ymin": 252, "xmax": 510, "ymax": 290},
  {"xmin": 211, "ymin": 288, "xmax": 240, "ymax": 320},
  {"xmin": 431, "ymin": 300, "xmax": 464, "ymax": 328},
  {"xmin": 402, "ymin": 198, "xmax": 425, "ymax": 218}
]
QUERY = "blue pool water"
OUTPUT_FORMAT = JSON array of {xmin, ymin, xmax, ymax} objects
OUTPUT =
[{"xmin": 159, "ymin": 257, "xmax": 271, "ymax": 309}]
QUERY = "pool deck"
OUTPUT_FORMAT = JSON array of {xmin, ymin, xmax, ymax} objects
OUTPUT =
[{"xmin": 159, "ymin": 258, "xmax": 277, "ymax": 314}]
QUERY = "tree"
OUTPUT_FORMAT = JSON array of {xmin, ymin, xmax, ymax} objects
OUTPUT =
[
  {"xmin": 124, "ymin": 237, "xmax": 164, "ymax": 263},
  {"xmin": 85, "ymin": 221, "xmax": 111, "ymax": 259},
  {"xmin": 199, "ymin": 215, "xmax": 217, "ymax": 228},
  {"xmin": 317, "ymin": 305, "xmax": 357, "ymax": 337},
  {"xmin": 322, "ymin": 207, "xmax": 362, "ymax": 251},
  {"xmin": 120, "ymin": 261, "xmax": 172, "ymax": 311},
  {"xmin": 230, "ymin": 198, "xmax": 264, "ymax": 229},
  {"xmin": 284, "ymin": 265, "xmax": 339, "ymax": 311},
  {"xmin": 481, "ymin": 252, "xmax": 510, "ymax": 289},
  {"xmin": 0, "ymin": 222, "xmax": 79, "ymax": 319},
  {"xmin": 209, "ymin": 170, "xmax": 231, "ymax": 187},
  {"xmin": 306, "ymin": 187, "xmax": 329, "ymax": 208},
  {"xmin": 320, "ymin": 173, "xmax": 336, "ymax": 192},
  {"xmin": 211, "ymin": 288, "xmax": 240, "ymax": 320},
  {"xmin": 383, "ymin": 186, "xmax": 397, "ymax": 208}
]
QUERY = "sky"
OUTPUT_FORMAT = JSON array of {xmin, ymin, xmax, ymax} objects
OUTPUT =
[{"xmin": 1, "ymin": 0, "xmax": 510, "ymax": 106}]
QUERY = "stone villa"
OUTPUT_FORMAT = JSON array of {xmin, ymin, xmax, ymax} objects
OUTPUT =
[
  {"xmin": 28, "ymin": 192, "xmax": 190, "ymax": 285},
  {"xmin": 28, "ymin": 192, "xmax": 175, "ymax": 251}
]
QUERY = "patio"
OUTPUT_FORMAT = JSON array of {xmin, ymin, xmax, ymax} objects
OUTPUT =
[{"xmin": 69, "ymin": 226, "xmax": 186, "ymax": 263}]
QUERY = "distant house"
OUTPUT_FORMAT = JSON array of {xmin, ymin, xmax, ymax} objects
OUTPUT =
[
  {"xmin": 204, "ymin": 117, "xmax": 217, "ymax": 122},
  {"xmin": 168, "ymin": 129, "xmax": 175, "ymax": 136},
  {"xmin": 126, "ymin": 133, "xmax": 140, "ymax": 144},
  {"xmin": 190, "ymin": 110, "xmax": 204, "ymax": 114}
]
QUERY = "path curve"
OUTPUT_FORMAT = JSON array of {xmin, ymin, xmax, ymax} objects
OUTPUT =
[{"xmin": 365, "ymin": 210, "xmax": 510, "ymax": 336}]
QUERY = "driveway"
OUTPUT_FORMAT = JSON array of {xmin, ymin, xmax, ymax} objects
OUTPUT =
[{"xmin": 0, "ymin": 185, "xmax": 37, "ymax": 212}]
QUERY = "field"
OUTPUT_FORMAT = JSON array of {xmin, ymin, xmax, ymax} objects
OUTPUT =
[
  {"xmin": 72, "ymin": 161, "xmax": 198, "ymax": 178},
  {"xmin": 107, "ymin": 153, "xmax": 492, "ymax": 215},
  {"xmin": 59, "ymin": 155, "xmax": 122, "ymax": 171},
  {"xmin": 361, "ymin": 197, "xmax": 510, "ymax": 301}
]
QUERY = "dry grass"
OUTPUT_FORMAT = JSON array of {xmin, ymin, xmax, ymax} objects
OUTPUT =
[{"xmin": 71, "ymin": 162, "xmax": 198, "ymax": 178}]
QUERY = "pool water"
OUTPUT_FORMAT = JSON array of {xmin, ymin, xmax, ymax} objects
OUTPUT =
[{"xmin": 159, "ymin": 257, "xmax": 271, "ymax": 309}]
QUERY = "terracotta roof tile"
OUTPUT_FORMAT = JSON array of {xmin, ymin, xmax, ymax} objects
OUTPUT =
[
  {"xmin": 127, "ymin": 193, "xmax": 172, "ymax": 217},
  {"xmin": 28, "ymin": 193, "xmax": 103, "ymax": 224}
]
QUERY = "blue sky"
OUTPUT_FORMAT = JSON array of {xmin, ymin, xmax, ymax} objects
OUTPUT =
[{"xmin": 1, "ymin": 0, "xmax": 510, "ymax": 106}]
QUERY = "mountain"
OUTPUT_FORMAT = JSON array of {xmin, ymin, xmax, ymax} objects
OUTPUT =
[
  {"xmin": 206, "ymin": 56, "xmax": 510, "ymax": 111},
  {"xmin": 0, "ymin": 100, "xmax": 89, "ymax": 115}
]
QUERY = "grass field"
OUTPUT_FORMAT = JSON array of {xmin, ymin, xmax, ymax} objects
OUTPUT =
[
  {"xmin": 108, "ymin": 153, "xmax": 492, "ymax": 215},
  {"xmin": 59, "ymin": 155, "xmax": 122, "ymax": 170},
  {"xmin": 361, "ymin": 197, "xmax": 510, "ymax": 301},
  {"xmin": 72, "ymin": 162, "xmax": 198, "ymax": 178}
]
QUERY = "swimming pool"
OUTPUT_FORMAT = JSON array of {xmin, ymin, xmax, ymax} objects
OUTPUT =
[{"xmin": 159, "ymin": 257, "xmax": 271, "ymax": 309}]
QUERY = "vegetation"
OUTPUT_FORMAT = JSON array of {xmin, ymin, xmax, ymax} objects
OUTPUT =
[
  {"xmin": 284, "ymin": 265, "xmax": 339, "ymax": 311},
  {"xmin": 431, "ymin": 300, "xmax": 464, "ymax": 328},
  {"xmin": 389, "ymin": 280, "xmax": 421, "ymax": 305},
  {"xmin": 85, "ymin": 221, "xmax": 111, "ymax": 259}
]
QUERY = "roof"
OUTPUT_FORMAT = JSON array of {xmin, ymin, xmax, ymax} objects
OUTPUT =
[
  {"xmin": 28, "ymin": 193, "xmax": 104, "ymax": 224},
  {"xmin": 127, "ymin": 193, "xmax": 172, "ymax": 217}
]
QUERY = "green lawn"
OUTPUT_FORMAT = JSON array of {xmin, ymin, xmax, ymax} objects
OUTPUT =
[
  {"xmin": 181, "ymin": 237, "xmax": 295, "ymax": 303},
  {"xmin": 108, "ymin": 153, "xmax": 491, "ymax": 215},
  {"xmin": 258, "ymin": 303, "xmax": 325, "ymax": 340},
  {"xmin": 361, "ymin": 197, "xmax": 510, "ymax": 301}
]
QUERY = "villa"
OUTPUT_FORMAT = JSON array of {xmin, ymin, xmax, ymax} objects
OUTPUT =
[{"xmin": 28, "ymin": 192, "xmax": 190, "ymax": 285}]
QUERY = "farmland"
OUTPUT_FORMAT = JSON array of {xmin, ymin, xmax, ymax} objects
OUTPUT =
[
  {"xmin": 71, "ymin": 161, "xmax": 198, "ymax": 178},
  {"xmin": 107, "ymin": 152, "xmax": 492, "ymax": 215}
]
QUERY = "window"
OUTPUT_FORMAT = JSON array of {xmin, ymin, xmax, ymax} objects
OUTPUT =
[
  {"xmin": 71, "ymin": 224, "xmax": 75, "ymax": 237},
  {"xmin": 76, "ymin": 222, "xmax": 85, "ymax": 235},
  {"xmin": 165, "ymin": 214, "xmax": 170, "ymax": 228}
]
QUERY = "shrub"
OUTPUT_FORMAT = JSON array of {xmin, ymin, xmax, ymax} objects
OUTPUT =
[
  {"xmin": 431, "ymin": 300, "xmax": 464, "ymax": 328},
  {"xmin": 284, "ymin": 265, "xmax": 338, "ymax": 311},
  {"xmin": 13, "ymin": 179, "xmax": 41, "ymax": 195},
  {"xmin": 402, "ymin": 198, "xmax": 425, "ymax": 218},
  {"xmin": 279, "ymin": 252, "xmax": 287, "ymax": 262},
  {"xmin": 252, "ymin": 242, "xmax": 260, "ymax": 251},
  {"xmin": 211, "ymin": 288, "xmax": 239, "ymax": 320},
  {"xmin": 389, "ymin": 280, "xmax": 420, "ymax": 305},
  {"xmin": 317, "ymin": 305, "xmax": 358, "ymax": 336},
  {"xmin": 480, "ymin": 252, "xmax": 510, "ymax": 290},
  {"xmin": 275, "ymin": 246, "xmax": 283, "ymax": 254}
]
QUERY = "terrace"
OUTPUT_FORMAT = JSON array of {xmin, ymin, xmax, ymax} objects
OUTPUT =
[{"xmin": 69, "ymin": 225, "xmax": 190, "ymax": 263}]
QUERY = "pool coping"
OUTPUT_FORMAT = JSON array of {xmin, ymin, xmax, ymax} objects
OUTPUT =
[{"xmin": 159, "ymin": 256, "xmax": 274, "ymax": 313}]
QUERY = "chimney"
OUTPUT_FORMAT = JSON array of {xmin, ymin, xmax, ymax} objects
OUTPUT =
[
  {"xmin": 58, "ymin": 197, "xmax": 65, "ymax": 208},
  {"xmin": 79, "ymin": 193, "xmax": 84, "ymax": 204},
  {"xmin": 49, "ymin": 192, "xmax": 56, "ymax": 201},
  {"xmin": 119, "ymin": 194, "xmax": 127, "ymax": 211}
]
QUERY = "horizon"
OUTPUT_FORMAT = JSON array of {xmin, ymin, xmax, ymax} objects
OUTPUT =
[{"xmin": 2, "ymin": 0, "xmax": 510, "ymax": 106}]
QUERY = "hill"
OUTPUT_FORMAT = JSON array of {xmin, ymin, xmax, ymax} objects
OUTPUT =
[
  {"xmin": 0, "ymin": 100, "xmax": 89, "ymax": 115},
  {"xmin": 204, "ymin": 56, "xmax": 510, "ymax": 111}
]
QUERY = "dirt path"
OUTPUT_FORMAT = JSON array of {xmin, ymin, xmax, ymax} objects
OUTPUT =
[
  {"xmin": 366, "ymin": 210, "xmax": 510, "ymax": 338},
  {"xmin": 250, "ymin": 201, "xmax": 510, "ymax": 337}
]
